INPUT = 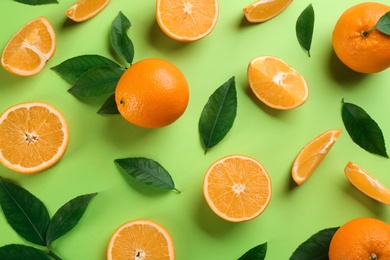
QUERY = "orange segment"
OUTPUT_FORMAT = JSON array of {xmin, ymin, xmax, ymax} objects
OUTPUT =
[
  {"xmin": 247, "ymin": 56, "xmax": 308, "ymax": 110},
  {"xmin": 66, "ymin": 0, "xmax": 110, "ymax": 22},
  {"xmin": 1, "ymin": 17, "xmax": 56, "ymax": 76},
  {"xmin": 243, "ymin": 0, "xmax": 294, "ymax": 23},
  {"xmin": 107, "ymin": 219, "xmax": 175, "ymax": 260},
  {"xmin": 292, "ymin": 129, "xmax": 341, "ymax": 185},
  {"xmin": 344, "ymin": 162, "xmax": 390, "ymax": 205},
  {"xmin": 203, "ymin": 154, "xmax": 272, "ymax": 222},
  {"xmin": 0, "ymin": 102, "xmax": 69, "ymax": 174},
  {"xmin": 156, "ymin": 0, "xmax": 219, "ymax": 42}
]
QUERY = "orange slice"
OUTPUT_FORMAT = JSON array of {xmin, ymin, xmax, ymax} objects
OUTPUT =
[
  {"xmin": 0, "ymin": 102, "xmax": 69, "ymax": 174},
  {"xmin": 203, "ymin": 154, "xmax": 272, "ymax": 222},
  {"xmin": 1, "ymin": 17, "xmax": 56, "ymax": 76},
  {"xmin": 344, "ymin": 162, "xmax": 390, "ymax": 205},
  {"xmin": 243, "ymin": 0, "xmax": 294, "ymax": 23},
  {"xmin": 247, "ymin": 56, "xmax": 309, "ymax": 110},
  {"xmin": 107, "ymin": 219, "xmax": 175, "ymax": 260},
  {"xmin": 292, "ymin": 129, "xmax": 341, "ymax": 185},
  {"xmin": 156, "ymin": 0, "xmax": 219, "ymax": 42},
  {"xmin": 66, "ymin": 0, "xmax": 110, "ymax": 22}
]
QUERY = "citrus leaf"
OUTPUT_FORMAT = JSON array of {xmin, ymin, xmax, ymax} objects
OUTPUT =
[
  {"xmin": 51, "ymin": 55, "xmax": 122, "ymax": 84},
  {"xmin": 68, "ymin": 66, "xmax": 125, "ymax": 98},
  {"xmin": 290, "ymin": 227, "xmax": 339, "ymax": 260},
  {"xmin": 376, "ymin": 11, "xmax": 390, "ymax": 35},
  {"xmin": 296, "ymin": 3, "xmax": 315, "ymax": 57},
  {"xmin": 199, "ymin": 76, "xmax": 237, "ymax": 153},
  {"xmin": 97, "ymin": 94, "xmax": 120, "ymax": 114},
  {"xmin": 0, "ymin": 244, "xmax": 50, "ymax": 260},
  {"xmin": 111, "ymin": 11, "xmax": 134, "ymax": 65},
  {"xmin": 238, "ymin": 242, "xmax": 267, "ymax": 260},
  {"xmin": 0, "ymin": 178, "xmax": 50, "ymax": 246},
  {"xmin": 45, "ymin": 193, "xmax": 97, "ymax": 245},
  {"xmin": 13, "ymin": 0, "xmax": 58, "ymax": 5},
  {"xmin": 114, "ymin": 157, "xmax": 180, "ymax": 192},
  {"xmin": 341, "ymin": 99, "xmax": 389, "ymax": 158}
]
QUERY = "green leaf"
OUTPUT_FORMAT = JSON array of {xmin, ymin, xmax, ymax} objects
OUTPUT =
[
  {"xmin": 97, "ymin": 94, "xmax": 120, "ymax": 114},
  {"xmin": 0, "ymin": 244, "xmax": 50, "ymax": 260},
  {"xmin": 341, "ymin": 99, "xmax": 388, "ymax": 158},
  {"xmin": 68, "ymin": 66, "xmax": 125, "ymax": 98},
  {"xmin": 13, "ymin": 0, "xmax": 58, "ymax": 5},
  {"xmin": 296, "ymin": 3, "xmax": 315, "ymax": 57},
  {"xmin": 111, "ymin": 11, "xmax": 134, "ymax": 65},
  {"xmin": 114, "ymin": 157, "xmax": 180, "ymax": 192},
  {"xmin": 0, "ymin": 178, "xmax": 50, "ymax": 246},
  {"xmin": 238, "ymin": 242, "xmax": 267, "ymax": 260},
  {"xmin": 376, "ymin": 11, "xmax": 390, "ymax": 35},
  {"xmin": 45, "ymin": 193, "xmax": 97, "ymax": 245},
  {"xmin": 290, "ymin": 227, "xmax": 339, "ymax": 260},
  {"xmin": 199, "ymin": 76, "xmax": 237, "ymax": 153},
  {"xmin": 51, "ymin": 55, "xmax": 122, "ymax": 84}
]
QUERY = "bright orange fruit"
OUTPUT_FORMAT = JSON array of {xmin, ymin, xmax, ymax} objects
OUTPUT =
[
  {"xmin": 243, "ymin": 0, "xmax": 293, "ymax": 23},
  {"xmin": 156, "ymin": 0, "xmax": 219, "ymax": 42},
  {"xmin": 66, "ymin": 0, "xmax": 110, "ymax": 22},
  {"xmin": 203, "ymin": 154, "xmax": 272, "ymax": 222},
  {"xmin": 247, "ymin": 56, "xmax": 308, "ymax": 110},
  {"xmin": 344, "ymin": 161, "xmax": 390, "ymax": 205},
  {"xmin": 107, "ymin": 219, "xmax": 175, "ymax": 260},
  {"xmin": 1, "ymin": 17, "xmax": 56, "ymax": 76},
  {"xmin": 0, "ymin": 102, "xmax": 69, "ymax": 174},
  {"xmin": 292, "ymin": 129, "xmax": 341, "ymax": 185}
]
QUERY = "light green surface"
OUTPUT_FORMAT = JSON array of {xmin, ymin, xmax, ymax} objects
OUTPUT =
[{"xmin": 1, "ymin": 0, "xmax": 390, "ymax": 259}]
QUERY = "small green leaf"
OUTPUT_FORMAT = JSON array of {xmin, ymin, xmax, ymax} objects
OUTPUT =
[
  {"xmin": 13, "ymin": 0, "xmax": 58, "ymax": 5},
  {"xmin": 290, "ymin": 227, "xmax": 339, "ymax": 260},
  {"xmin": 238, "ymin": 242, "xmax": 267, "ymax": 260},
  {"xmin": 68, "ymin": 66, "xmax": 125, "ymax": 98},
  {"xmin": 341, "ymin": 99, "xmax": 388, "ymax": 158},
  {"xmin": 45, "ymin": 193, "xmax": 97, "ymax": 245},
  {"xmin": 199, "ymin": 76, "xmax": 237, "ymax": 153},
  {"xmin": 97, "ymin": 94, "xmax": 120, "ymax": 114},
  {"xmin": 376, "ymin": 11, "xmax": 390, "ymax": 35},
  {"xmin": 114, "ymin": 157, "xmax": 180, "ymax": 192},
  {"xmin": 0, "ymin": 178, "xmax": 50, "ymax": 246},
  {"xmin": 111, "ymin": 11, "xmax": 134, "ymax": 65},
  {"xmin": 51, "ymin": 55, "xmax": 122, "ymax": 84},
  {"xmin": 296, "ymin": 3, "xmax": 315, "ymax": 57},
  {"xmin": 0, "ymin": 244, "xmax": 50, "ymax": 260}
]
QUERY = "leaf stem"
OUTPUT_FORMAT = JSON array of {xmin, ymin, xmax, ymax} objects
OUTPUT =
[
  {"xmin": 47, "ymin": 249, "xmax": 63, "ymax": 260},
  {"xmin": 361, "ymin": 27, "xmax": 376, "ymax": 38}
]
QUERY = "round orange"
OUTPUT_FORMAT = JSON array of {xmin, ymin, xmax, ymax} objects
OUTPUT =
[
  {"xmin": 329, "ymin": 217, "xmax": 390, "ymax": 259},
  {"xmin": 332, "ymin": 2, "xmax": 390, "ymax": 73},
  {"xmin": 115, "ymin": 58, "xmax": 189, "ymax": 128}
]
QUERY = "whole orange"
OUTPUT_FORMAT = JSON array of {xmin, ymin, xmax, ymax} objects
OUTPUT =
[
  {"xmin": 328, "ymin": 217, "xmax": 390, "ymax": 260},
  {"xmin": 115, "ymin": 58, "xmax": 189, "ymax": 128},
  {"xmin": 332, "ymin": 2, "xmax": 390, "ymax": 73}
]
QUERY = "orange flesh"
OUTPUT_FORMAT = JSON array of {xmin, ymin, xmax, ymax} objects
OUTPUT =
[{"xmin": 243, "ymin": 0, "xmax": 294, "ymax": 23}]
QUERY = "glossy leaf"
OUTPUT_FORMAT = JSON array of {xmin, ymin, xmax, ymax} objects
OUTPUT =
[
  {"xmin": 111, "ymin": 11, "xmax": 134, "ymax": 65},
  {"xmin": 115, "ymin": 157, "xmax": 180, "ymax": 192},
  {"xmin": 341, "ymin": 100, "xmax": 388, "ymax": 158},
  {"xmin": 290, "ymin": 227, "xmax": 339, "ymax": 260},
  {"xmin": 199, "ymin": 76, "xmax": 237, "ymax": 153},
  {"xmin": 376, "ymin": 11, "xmax": 390, "ymax": 35},
  {"xmin": 0, "ymin": 178, "xmax": 50, "ymax": 246},
  {"xmin": 238, "ymin": 242, "xmax": 267, "ymax": 260},
  {"xmin": 13, "ymin": 0, "xmax": 58, "ymax": 5},
  {"xmin": 46, "ymin": 193, "xmax": 97, "ymax": 245},
  {"xmin": 98, "ymin": 94, "xmax": 120, "ymax": 114},
  {"xmin": 0, "ymin": 244, "xmax": 50, "ymax": 260},
  {"xmin": 296, "ymin": 4, "xmax": 315, "ymax": 57}
]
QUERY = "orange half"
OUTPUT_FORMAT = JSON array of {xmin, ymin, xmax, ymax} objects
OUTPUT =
[
  {"xmin": 243, "ymin": 0, "xmax": 294, "ymax": 23},
  {"xmin": 66, "ymin": 0, "xmax": 110, "ymax": 22}
]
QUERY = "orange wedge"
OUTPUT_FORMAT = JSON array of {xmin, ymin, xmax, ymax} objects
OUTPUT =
[
  {"xmin": 344, "ymin": 162, "xmax": 390, "ymax": 205},
  {"xmin": 66, "ymin": 0, "xmax": 110, "ymax": 22},
  {"xmin": 156, "ymin": 0, "xmax": 219, "ymax": 42},
  {"xmin": 243, "ymin": 0, "xmax": 294, "ymax": 23},
  {"xmin": 292, "ymin": 129, "xmax": 341, "ymax": 185},
  {"xmin": 203, "ymin": 154, "xmax": 272, "ymax": 222},
  {"xmin": 0, "ymin": 102, "xmax": 69, "ymax": 174},
  {"xmin": 1, "ymin": 17, "xmax": 56, "ymax": 76},
  {"xmin": 107, "ymin": 219, "xmax": 175, "ymax": 260},
  {"xmin": 248, "ymin": 56, "xmax": 309, "ymax": 110}
]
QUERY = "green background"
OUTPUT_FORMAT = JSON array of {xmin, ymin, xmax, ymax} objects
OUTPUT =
[{"xmin": 1, "ymin": 0, "xmax": 390, "ymax": 259}]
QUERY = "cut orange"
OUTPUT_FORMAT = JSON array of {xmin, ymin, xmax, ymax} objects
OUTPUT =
[
  {"xmin": 107, "ymin": 219, "xmax": 175, "ymax": 260},
  {"xmin": 243, "ymin": 0, "xmax": 294, "ymax": 23},
  {"xmin": 1, "ymin": 17, "xmax": 56, "ymax": 76},
  {"xmin": 203, "ymin": 154, "xmax": 272, "ymax": 222},
  {"xmin": 156, "ymin": 0, "xmax": 219, "ymax": 42},
  {"xmin": 292, "ymin": 129, "xmax": 341, "ymax": 185},
  {"xmin": 247, "ymin": 56, "xmax": 308, "ymax": 110},
  {"xmin": 66, "ymin": 0, "xmax": 110, "ymax": 22},
  {"xmin": 0, "ymin": 102, "xmax": 69, "ymax": 174},
  {"xmin": 344, "ymin": 162, "xmax": 390, "ymax": 205}
]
